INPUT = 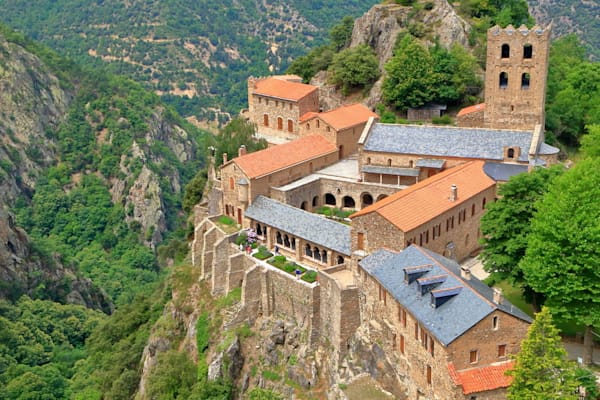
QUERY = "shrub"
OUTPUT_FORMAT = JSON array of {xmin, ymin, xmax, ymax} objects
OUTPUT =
[
  {"xmin": 253, "ymin": 246, "xmax": 272, "ymax": 260},
  {"xmin": 432, "ymin": 114, "xmax": 453, "ymax": 125},
  {"xmin": 302, "ymin": 270, "xmax": 318, "ymax": 283},
  {"xmin": 218, "ymin": 215, "xmax": 235, "ymax": 226},
  {"xmin": 262, "ymin": 370, "xmax": 282, "ymax": 382},
  {"xmin": 235, "ymin": 233, "xmax": 247, "ymax": 245}
]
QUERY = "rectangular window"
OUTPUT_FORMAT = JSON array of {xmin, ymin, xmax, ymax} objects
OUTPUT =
[
  {"xmin": 498, "ymin": 344, "xmax": 507, "ymax": 358},
  {"xmin": 357, "ymin": 232, "xmax": 364, "ymax": 250},
  {"xmin": 469, "ymin": 350, "xmax": 478, "ymax": 364},
  {"xmin": 430, "ymin": 339, "xmax": 435, "ymax": 357},
  {"xmin": 402, "ymin": 310, "xmax": 407, "ymax": 328},
  {"xmin": 426, "ymin": 365, "xmax": 432, "ymax": 384},
  {"xmin": 400, "ymin": 334, "xmax": 405, "ymax": 354},
  {"xmin": 414, "ymin": 322, "xmax": 419, "ymax": 339}
]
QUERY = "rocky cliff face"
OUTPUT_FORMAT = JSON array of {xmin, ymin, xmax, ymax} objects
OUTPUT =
[
  {"xmin": 0, "ymin": 208, "xmax": 112, "ymax": 311},
  {"xmin": 0, "ymin": 34, "xmax": 72, "ymax": 205},
  {"xmin": 313, "ymin": 0, "xmax": 471, "ymax": 111}
]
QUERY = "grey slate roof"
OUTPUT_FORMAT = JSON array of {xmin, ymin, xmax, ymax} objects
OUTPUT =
[
  {"xmin": 245, "ymin": 196, "xmax": 351, "ymax": 255},
  {"xmin": 415, "ymin": 159, "xmax": 446, "ymax": 169},
  {"xmin": 483, "ymin": 162, "xmax": 528, "ymax": 181},
  {"xmin": 362, "ymin": 165, "xmax": 420, "ymax": 177},
  {"xmin": 359, "ymin": 245, "xmax": 532, "ymax": 346},
  {"xmin": 363, "ymin": 123, "xmax": 559, "ymax": 162}
]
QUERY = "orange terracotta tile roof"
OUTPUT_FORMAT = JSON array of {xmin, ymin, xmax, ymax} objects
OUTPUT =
[
  {"xmin": 232, "ymin": 135, "xmax": 337, "ymax": 179},
  {"xmin": 300, "ymin": 103, "xmax": 379, "ymax": 130},
  {"xmin": 350, "ymin": 161, "xmax": 495, "ymax": 232},
  {"xmin": 448, "ymin": 361, "xmax": 515, "ymax": 394},
  {"xmin": 457, "ymin": 103, "xmax": 486, "ymax": 117},
  {"xmin": 252, "ymin": 77, "xmax": 317, "ymax": 101}
]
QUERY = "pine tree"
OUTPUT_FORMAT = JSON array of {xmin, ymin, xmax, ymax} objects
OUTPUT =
[{"xmin": 507, "ymin": 307, "xmax": 579, "ymax": 400}]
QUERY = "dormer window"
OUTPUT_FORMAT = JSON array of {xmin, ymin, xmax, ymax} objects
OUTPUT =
[
  {"xmin": 507, "ymin": 148, "xmax": 515, "ymax": 158},
  {"xmin": 404, "ymin": 265, "xmax": 432, "ymax": 284}
]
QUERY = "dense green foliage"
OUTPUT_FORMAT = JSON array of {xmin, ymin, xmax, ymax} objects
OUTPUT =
[
  {"xmin": 208, "ymin": 117, "xmax": 268, "ymax": 168},
  {"xmin": 328, "ymin": 45, "xmax": 380, "ymax": 95},
  {"xmin": 0, "ymin": 297, "xmax": 105, "ymax": 400},
  {"xmin": 70, "ymin": 289, "xmax": 167, "ymax": 399},
  {"xmin": 383, "ymin": 35, "xmax": 481, "ymax": 110},
  {"xmin": 520, "ymin": 156, "xmax": 600, "ymax": 357},
  {"xmin": 479, "ymin": 165, "xmax": 565, "ymax": 307},
  {"xmin": 545, "ymin": 35, "xmax": 600, "ymax": 146},
  {"xmin": 507, "ymin": 307, "xmax": 578, "ymax": 399},
  {"xmin": 0, "ymin": 0, "xmax": 378, "ymax": 118}
]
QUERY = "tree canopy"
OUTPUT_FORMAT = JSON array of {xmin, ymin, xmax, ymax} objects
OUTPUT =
[
  {"xmin": 209, "ymin": 117, "xmax": 267, "ymax": 168},
  {"xmin": 479, "ymin": 165, "xmax": 565, "ymax": 306},
  {"xmin": 507, "ymin": 307, "xmax": 578, "ymax": 400},
  {"xmin": 328, "ymin": 44, "xmax": 380, "ymax": 95},
  {"xmin": 520, "ymin": 157, "xmax": 600, "ymax": 364}
]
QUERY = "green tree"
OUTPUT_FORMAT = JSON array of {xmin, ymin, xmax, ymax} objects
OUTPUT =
[
  {"xmin": 479, "ymin": 165, "xmax": 565, "ymax": 307},
  {"xmin": 546, "ymin": 35, "xmax": 600, "ymax": 145},
  {"xmin": 580, "ymin": 124, "xmax": 600, "ymax": 158},
  {"xmin": 383, "ymin": 36, "xmax": 440, "ymax": 110},
  {"xmin": 507, "ymin": 307, "xmax": 578, "ymax": 400},
  {"xmin": 430, "ymin": 42, "xmax": 482, "ymax": 105},
  {"xmin": 520, "ymin": 158, "xmax": 600, "ymax": 364},
  {"xmin": 329, "ymin": 16, "xmax": 355, "ymax": 51},
  {"xmin": 146, "ymin": 351, "xmax": 197, "ymax": 400},
  {"xmin": 211, "ymin": 117, "xmax": 267, "ymax": 167},
  {"xmin": 328, "ymin": 45, "xmax": 379, "ymax": 95},
  {"xmin": 247, "ymin": 387, "xmax": 284, "ymax": 400},
  {"xmin": 182, "ymin": 168, "xmax": 208, "ymax": 212}
]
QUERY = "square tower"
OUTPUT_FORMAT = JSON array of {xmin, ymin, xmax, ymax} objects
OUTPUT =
[{"xmin": 483, "ymin": 24, "xmax": 551, "ymax": 131}]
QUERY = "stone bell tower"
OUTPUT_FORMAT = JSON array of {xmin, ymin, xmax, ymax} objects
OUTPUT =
[{"xmin": 483, "ymin": 24, "xmax": 552, "ymax": 131}]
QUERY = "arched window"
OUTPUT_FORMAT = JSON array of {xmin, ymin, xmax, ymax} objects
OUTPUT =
[
  {"xmin": 322, "ymin": 250, "xmax": 328, "ymax": 264},
  {"xmin": 343, "ymin": 196, "xmax": 355, "ymax": 208},
  {"xmin": 291, "ymin": 238, "xmax": 296, "ymax": 250},
  {"xmin": 277, "ymin": 117, "xmax": 283, "ymax": 130},
  {"xmin": 362, "ymin": 193, "xmax": 374, "ymax": 207},
  {"xmin": 305, "ymin": 244, "xmax": 312, "ymax": 257},
  {"xmin": 256, "ymin": 224, "xmax": 262, "ymax": 236},
  {"xmin": 501, "ymin": 44, "xmax": 510, "ymax": 58},
  {"xmin": 387, "ymin": 158, "xmax": 392, "ymax": 167},
  {"xmin": 376, "ymin": 194, "xmax": 388, "ymax": 201},
  {"xmin": 366, "ymin": 157, "xmax": 371, "ymax": 165},
  {"xmin": 499, "ymin": 72, "xmax": 508, "ymax": 89},
  {"xmin": 337, "ymin": 255, "xmax": 344, "ymax": 265},
  {"xmin": 471, "ymin": 204, "xmax": 476, "ymax": 216},
  {"xmin": 523, "ymin": 44, "xmax": 533, "ymax": 59},
  {"xmin": 263, "ymin": 114, "xmax": 269, "ymax": 126},
  {"xmin": 313, "ymin": 247, "xmax": 321, "ymax": 261},
  {"xmin": 325, "ymin": 193, "xmax": 336, "ymax": 206},
  {"xmin": 409, "ymin": 160, "xmax": 414, "ymax": 168},
  {"xmin": 288, "ymin": 119, "xmax": 293, "ymax": 132},
  {"xmin": 306, "ymin": 123, "xmax": 310, "ymax": 130},
  {"xmin": 284, "ymin": 235, "xmax": 290, "ymax": 248},
  {"xmin": 312, "ymin": 196, "xmax": 319, "ymax": 207},
  {"xmin": 300, "ymin": 201, "xmax": 307, "ymax": 210},
  {"xmin": 521, "ymin": 73, "xmax": 530, "ymax": 89},
  {"xmin": 316, "ymin": 120, "xmax": 320, "ymax": 128},
  {"xmin": 482, "ymin": 197, "xmax": 487, "ymax": 209},
  {"xmin": 276, "ymin": 231, "xmax": 283, "ymax": 245}
]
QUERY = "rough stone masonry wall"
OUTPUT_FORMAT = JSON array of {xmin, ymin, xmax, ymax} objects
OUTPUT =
[
  {"xmin": 210, "ymin": 233, "xmax": 237, "ymax": 296},
  {"xmin": 240, "ymin": 265, "xmax": 321, "ymax": 347},
  {"xmin": 456, "ymin": 109, "xmax": 485, "ymax": 128},
  {"xmin": 318, "ymin": 266, "xmax": 360, "ymax": 361}
]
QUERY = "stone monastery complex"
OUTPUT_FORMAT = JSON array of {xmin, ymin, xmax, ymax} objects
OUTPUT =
[{"xmin": 193, "ymin": 24, "xmax": 558, "ymax": 399}]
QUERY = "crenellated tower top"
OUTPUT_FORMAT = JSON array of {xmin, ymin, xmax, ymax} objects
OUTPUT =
[{"xmin": 483, "ymin": 24, "xmax": 552, "ymax": 131}]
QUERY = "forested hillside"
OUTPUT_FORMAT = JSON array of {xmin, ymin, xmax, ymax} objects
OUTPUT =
[
  {"xmin": 528, "ymin": 0, "xmax": 599, "ymax": 60},
  {"xmin": 0, "ymin": 0, "xmax": 378, "ymax": 121}
]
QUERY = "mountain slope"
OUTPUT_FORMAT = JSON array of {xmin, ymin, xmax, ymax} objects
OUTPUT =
[
  {"xmin": 528, "ymin": 0, "xmax": 599, "ymax": 60},
  {"xmin": 0, "ymin": 0, "xmax": 379, "ymax": 120}
]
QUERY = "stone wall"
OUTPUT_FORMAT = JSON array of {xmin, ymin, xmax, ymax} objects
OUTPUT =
[
  {"xmin": 318, "ymin": 266, "xmax": 361, "ymax": 360},
  {"xmin": 447, "ymin": 310, "xmax": 529, "ymax": 370},
  {"xmin": 299, "ymin": 118, "xmax": 368, "ymax": 158},
  {"xmin": 247, "ymin": 77, "xmax": 319, "ymax": 139},
  {"xmin": 483, "ymin": 25, "xmax": 551, "ymax": 131},
  {"xmin": 456, "ymin": 109, "xmax": 485, "ymax": 128},
  {"xmin": 271, "ymin": 176, "xmax": 399, "ymax": 213}
]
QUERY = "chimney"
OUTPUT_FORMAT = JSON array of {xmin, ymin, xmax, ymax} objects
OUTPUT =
[
  {"xmin": 238, "ymin": 145, "xmax": 247, "ymax": 157},
  {"xmin": 460, "ymin": 266, "xmax": 471, "ymax": 280},
  {"xmin": 222, "ymin": 152, "xmax": 228, "ymax": 164},
  {"xmin": 449, "ymin": 184, "xmax": 458, "ymax": 202},
  {"xmin": 493, "ymin": 287, "xmax": 503, "ymax": 304}
]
